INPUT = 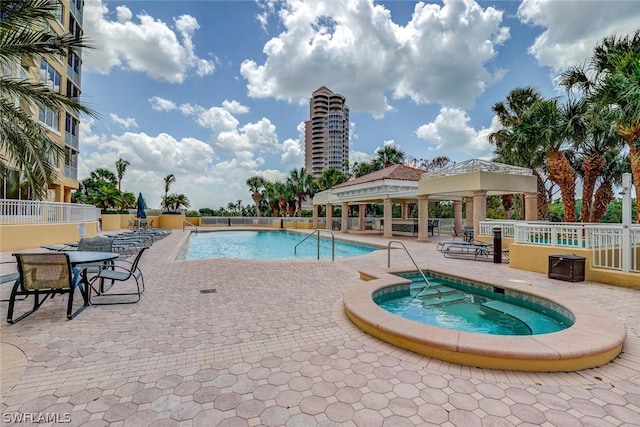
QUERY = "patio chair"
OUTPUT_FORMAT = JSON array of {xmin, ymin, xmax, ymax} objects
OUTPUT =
[
  {"xmin": 88, "ymin": 247, "xmax": 146, "ymax": 305},
  {"xmin": 7, "ymin": 253, "xmax": 85, "ymax": 323}
]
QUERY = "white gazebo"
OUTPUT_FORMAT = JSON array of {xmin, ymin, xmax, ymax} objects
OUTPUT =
[
  {"xmin": 417, "ymin": 159, "xmax": 538, "ymax": 240},
  {"xmin": 312, "ymin": 159, "xmax": 538, "ymax": 241}
]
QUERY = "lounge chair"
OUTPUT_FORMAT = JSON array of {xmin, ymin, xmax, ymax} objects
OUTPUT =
[
  {"xmin": 7, "ymin": 253, "xmax": 86, "ymax": 323},
  {"xmin": 88, "ymin": 247, "xmax": 146, "ymax": 305},
  {"xmin": 442, "ymin": 242, "xmax": 509, "ymax": 262}
]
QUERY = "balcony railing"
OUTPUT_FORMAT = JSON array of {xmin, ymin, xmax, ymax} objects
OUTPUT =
[{"xmin": 0, "ymin": 199, "xmax": 99, "ymax": 224}]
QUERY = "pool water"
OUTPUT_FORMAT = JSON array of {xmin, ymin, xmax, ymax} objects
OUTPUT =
[
  {"xmin": 375, "ymin": 275, "xmax": 572, "ymax": 335},
  {"xmin": 180, "ymin": 230, "xmax": 376, "ymax": 261}
]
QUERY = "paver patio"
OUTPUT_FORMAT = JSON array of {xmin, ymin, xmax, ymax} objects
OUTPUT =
[{"xmin": 1, "ymin": 229, "xmax": 639, "ymax": 426}]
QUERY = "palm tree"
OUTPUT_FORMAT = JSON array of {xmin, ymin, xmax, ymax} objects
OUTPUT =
[
  {"xmin": 527, "ymin": 98, "xmax": 578, "ymax": 222},
  {"xmin": 163, "ymin": 174, "xmax": 176, "ymax": 211},
  {"xmin": 563, "ymin": 29, "xmax": 640, "ymax": 221},
  {"xmin": 0, "ymin": 0, "xmax": 97, "ymax": 200},
  {"xmin": 316, "ymin": 167, "xmax": 348, "ymax": 191},
  {"xmin": 262, "ymin": 181, "xmax": 280, "ymax": 217},
  {"xmin": 373, "ymin": 145, "xmax": 405, "ymax": 169},
  {"xmin": 592, "ymin": 152, "xmax": 631, "ymax": 222},
  {"xmin": 287, "ymin": 167, "xmax": 317, "ymax": 216},
  {"xmin": 115, "ymin": 158, "xmax": 130, "ymax": 191},
  {"xmin": 166, "ymin": 193, "xmax": 190, "ymax": 212},
  {"xmin": 89, "ymin": 168, "xmax": 117, "ymax": 186},
  {"xmin": 246, "ymin": 176, "xmax": 266, "ymax": 216},
  {"xmin": 489, "ymin": 87, "xmax": 550, "ymax": 219}
]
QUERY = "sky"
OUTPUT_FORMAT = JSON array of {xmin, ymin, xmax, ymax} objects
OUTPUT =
[{"xmin": 78, "ymin": 0, "xmax": 640, "ymax": 211}]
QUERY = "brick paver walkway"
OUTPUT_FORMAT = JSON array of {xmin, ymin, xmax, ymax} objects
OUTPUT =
[{"xmin": 1, "ymin": 229, "xmax": 639, "ymax": 426}]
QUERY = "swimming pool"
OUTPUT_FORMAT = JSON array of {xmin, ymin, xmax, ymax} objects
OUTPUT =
[
  {"xmin": 375, "ymin": 273, "xmax": 572, "ymax": 335},
  {"xmin": 178, "ymin": 230, "xmax": 377, "ymax": 261}
]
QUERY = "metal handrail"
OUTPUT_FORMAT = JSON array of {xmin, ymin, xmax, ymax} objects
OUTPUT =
[
  {"xmin": 294, "ymin": 229, "xmax": 335, "ymax": 261},
  {"xmin": 387, "ymin": 240, "xmax": 439, "ymax": 298},
  {"xmin": 183, "ymin": 219, "xmax": 198, "ymax": 233}
]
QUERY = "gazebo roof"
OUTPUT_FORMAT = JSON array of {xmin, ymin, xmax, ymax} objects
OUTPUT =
[
  {"xmin": 422, "ymin": 159, "xmax": 533, "ymax": 179},
  {"xmin": 334, "ymin": 164, "xmax": 424, "ymax": 189},
  {"xmin": 418, "ymin": 158, "xmax": 537, "ymax": 197}
]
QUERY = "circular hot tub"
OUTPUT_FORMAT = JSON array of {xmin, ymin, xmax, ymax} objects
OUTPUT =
[{"xmin": 344, "ymin": 269, "xmax": 626, "ymax": 372}]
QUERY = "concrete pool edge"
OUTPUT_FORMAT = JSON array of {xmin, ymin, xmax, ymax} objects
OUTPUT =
[{"xmin": 344, "ymin": 267, "xmax": 627, "ymax": 372}]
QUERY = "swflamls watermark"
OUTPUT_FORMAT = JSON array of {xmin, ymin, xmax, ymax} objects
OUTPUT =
[{"xmin": 2, "ymin": 412, "xmax": 71, "ymax": 424}]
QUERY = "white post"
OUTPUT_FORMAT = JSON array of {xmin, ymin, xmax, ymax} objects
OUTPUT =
[{"xmin": 621, "ymin": 173, "xmax": 632, "ymax": 272}]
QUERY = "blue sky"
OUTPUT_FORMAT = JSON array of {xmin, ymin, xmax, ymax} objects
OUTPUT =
[{"xmin": 78, "ymin": 0, "xmax": 640, "ymax": 210}]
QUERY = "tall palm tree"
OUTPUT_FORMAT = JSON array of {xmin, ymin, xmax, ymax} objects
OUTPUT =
[
  {"xmin": 563, "ymin": 29, "xmax": 640, "ymax": 222},
  {"xmin": 246, "ymin": 175, "xmax": 266, "ymax": 216},
  {"xmin": 115, "ymin": 158, "xmax": 130, "ymax": 191},
  {"xmin": 489, "ymin": 87, "xmax": 549, "ymax": 219},
  {"xmin": 0, "ymin": 0, "xmax": 97, "ymax": 199},
  {"xmin": 592, "ymin": 152, "xmax": 631, "ymax": 223},
  {"xmin": 287, "ymin": 167, "xmax": 316, "ymax": 216},
  {"xmin": 163, "ymin": 174, "xmax": 176, "ymax": 211},
  {"xmin": 526, "ymin": 98, "xmax": 578, "ymax": 222},
  {"xmin": 262, "ymin": 181, "xmax": 280, "ymax": 217}
]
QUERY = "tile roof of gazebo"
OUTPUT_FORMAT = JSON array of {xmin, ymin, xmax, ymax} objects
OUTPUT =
[{"xmin": 333, "ymin": 164, "xmax": 425, "ymax": 188}]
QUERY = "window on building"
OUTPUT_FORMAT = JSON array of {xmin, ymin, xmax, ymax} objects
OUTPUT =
[
  {"xmin": 52, "ymin": 0, "xmax": 63, "ymax": 25},
  {"xmin": 67, "ymin": 49, "xmax": 81, "ymax": 75},
  {"xmin": 65, "ymin": 113, "xmax": 79, "ymax": 137},
  {"xmin": 66, "ymin": 81, "xmax": 80, "ymax": 99},
  {"xmin": 40, "ymin": 59, "xmax": 61, "ymax": 92},
  {"xmin": 39, "ymin": 106, "xmax": 60, "ymax": 130}
]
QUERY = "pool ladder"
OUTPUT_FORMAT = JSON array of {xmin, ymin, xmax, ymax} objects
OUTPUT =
[
  {"xmin": 294, "ymin": 229, "xmax": 335, "ymax": 261},
  {"xmin": 387, "ymin": 240, "xmax": 440, "ymax": 300}
]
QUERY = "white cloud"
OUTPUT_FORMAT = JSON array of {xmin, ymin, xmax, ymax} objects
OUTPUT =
[
  {"xmin": 222, "ymin": 100, "xmax": 250, "ymax": 115},
  {"xmin": 240, "ymin": 0, "xmax": 509, "ymax": 114},
  {"xmin": 109, "ymin": 113, "xmax": 138, "ymax": 129},
  {"xmin": 149, "ymin": 96, "xmax": 177, "ymax": 112},
  {"xmin": 349, "ymin": 150, "xmax": 372, "ymax": 165},
  {"xmin": 82, "ymin": 0, "xmax": 215, "ymax": 83},
  {"xmin": 281, "ymin": 138, "xmax": 303, "ymax": 166},
  {"xmin": 216, "ymin": 118, "xmax": 280, "ymax": 153},
  {"xmin": 415, "ymin": 107, "xmax": 498, "ymax": 159},
  {"xmin": 518, "ymin": 0, "xmax": 640, "ymax": 71}
]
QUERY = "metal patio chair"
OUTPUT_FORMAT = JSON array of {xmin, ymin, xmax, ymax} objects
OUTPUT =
[
  {"xmin": 88, "ymin": 247, "xmax": 146, "ymax": 305},
  {"xmin": 7, "ymin": 253, "xmax": 86, "ymax": 323}
]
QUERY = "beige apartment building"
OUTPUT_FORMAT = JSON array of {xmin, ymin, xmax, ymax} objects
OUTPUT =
[{"xmin": 1, "ymin": 0, "xmax": 84, "ymax": 202}]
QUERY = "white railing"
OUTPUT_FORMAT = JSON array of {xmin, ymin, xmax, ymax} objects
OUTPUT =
[
  {"xmin": 480, "ymin": 220, "xmax": 518, "ymax": 237},
  {"xmin": 513, "ymin": 222, "xmax": 589, "ymax": 248},
  {"xmin": 492, "ymin": 220, "xmax": 639, "ymax": 274},
  {"xmin": 0, "ymin": 199, "xmax": 100, "ymax": 224},
  {"xmin": 199, "ymin": 216, "xmax": 313, "ymax": 227}
]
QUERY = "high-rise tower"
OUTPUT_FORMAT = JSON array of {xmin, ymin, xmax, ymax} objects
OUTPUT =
[{"xmin": 304, "ymin": 87, "xmax": 350, "ymax": 178}]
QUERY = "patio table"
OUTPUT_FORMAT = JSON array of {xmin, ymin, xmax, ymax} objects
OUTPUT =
[{"xmin": 66, "ymin": 251, "xmax": 119, "ymax": 306}]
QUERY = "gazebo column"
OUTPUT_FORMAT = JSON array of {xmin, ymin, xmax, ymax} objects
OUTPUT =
[
  {"xmin": 341, "ymin": 202, "xmax": 349, "ymax": 233},
  {"xmin": 312, "ymin": 205, "xmax": 319, "ymax": 229},
  {"xmin": 358, "ymin": 203, "xmax": 366, "ymax": 230},
  {"xmin": 465, "ymin": 198, "xmax": 473, "ymax": 227},
  {"xmin": 326, "ymin": 204, "xmax": 333, "ymax": 230},
  {"xmin": 417, "ymin": 195, "xmax": 429, "ymax": 242},
  {"xmin": 472, "ymin": 190, "xmax": 487, "ymax": 237},
  {"xmin": 401, "ymin": 202, "xmax": 408, "ymax": 219},
  {"xmin": 453, "ymin": 200, "xmax": 462, "ymax": 235},
  {"xmin": 524, "ymin": 193, "xmax": 537, "ymax": 221},
  {"xmin": 383, "ymin": 198, "xmax": 393, "ymax": 238}
]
